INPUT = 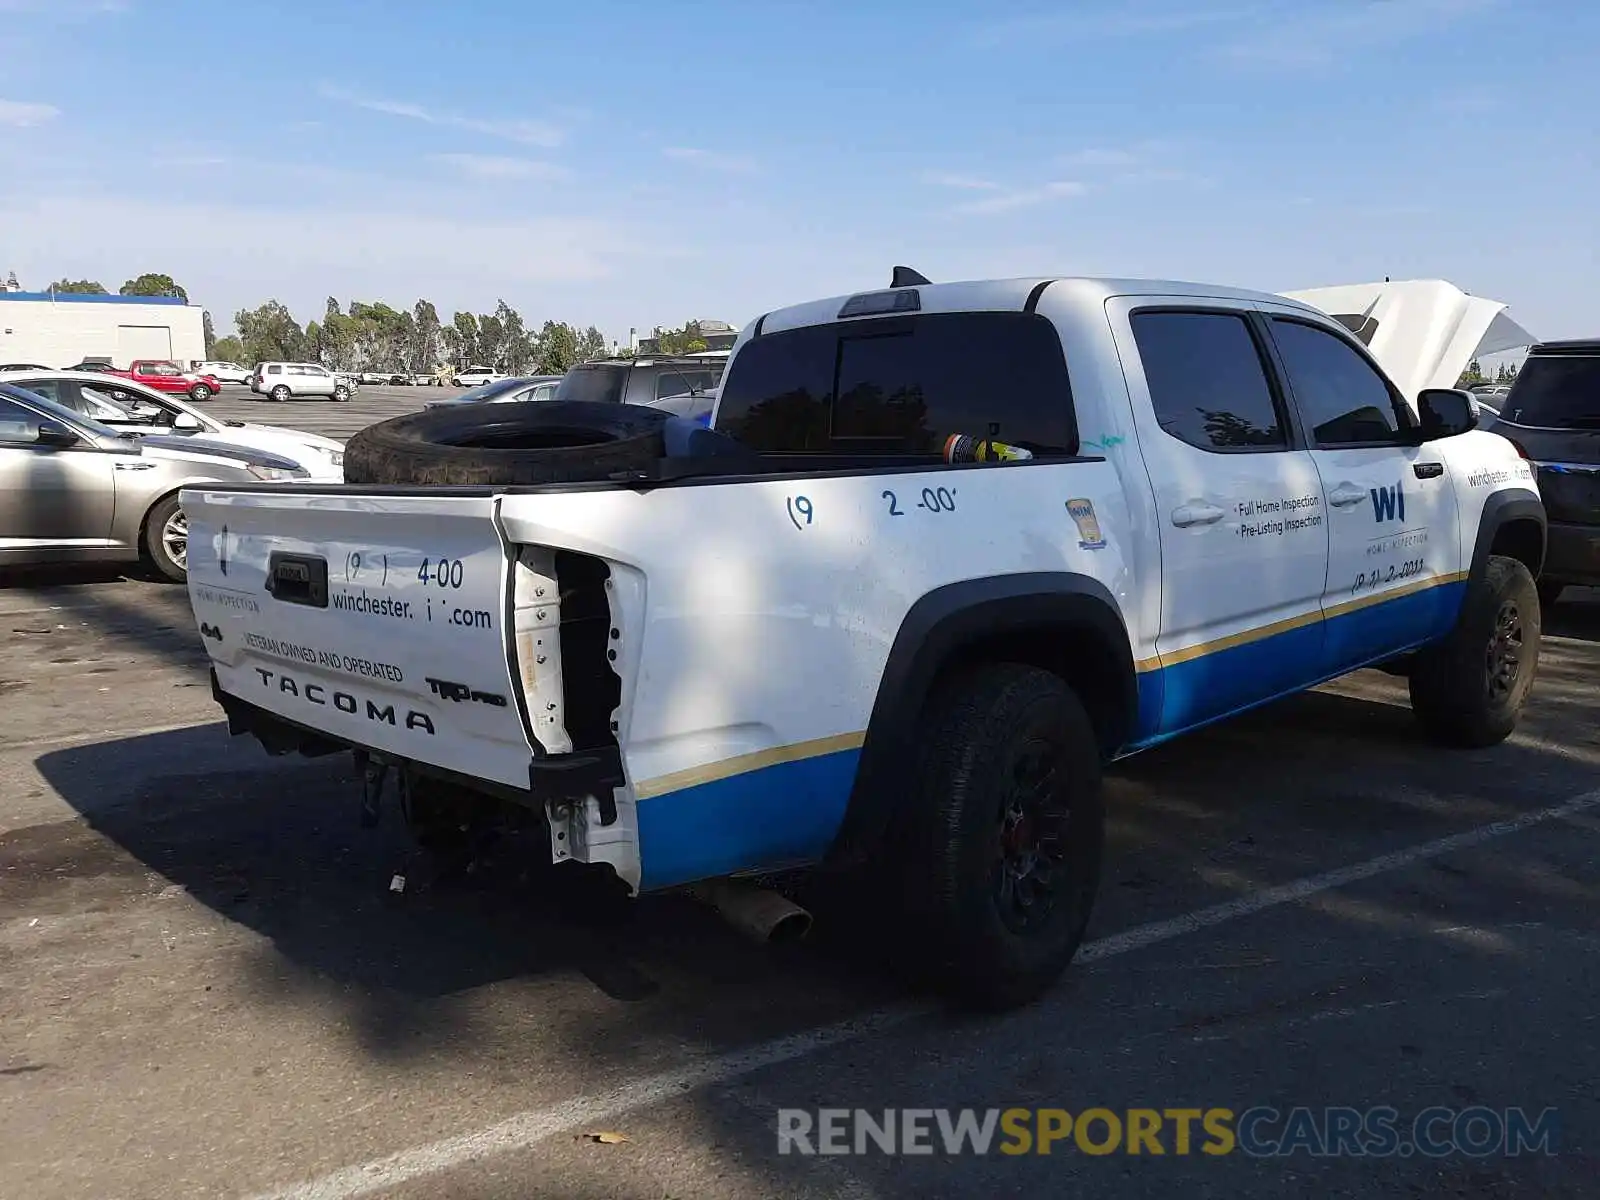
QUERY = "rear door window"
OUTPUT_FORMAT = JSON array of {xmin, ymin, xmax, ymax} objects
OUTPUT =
[
  {"xmin": 555, "ymin": 365, "xmax": 628, "ymax": 405},
  {"xmin": 1131, "ymin": 310, "xmax": 1288, "ymax": 451},
  {"xmin": 716, "ymin": 311, "xmax": 1076, "ymax": 454},
  {"xmin": 654, "ymin": 369, "xmax": 719, "ymax": 400},
  {"xmin": 1501, "ymin": 356, "xmax": 1600, "ymax": 429}
]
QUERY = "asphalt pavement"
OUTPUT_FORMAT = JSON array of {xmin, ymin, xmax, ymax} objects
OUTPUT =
[
  {"xmin": 206, "ymin": 382, "xmax": 448, "ymax": 441},
  {"xmin": 0, "ymin": 572, "xmax": 1596, "ymax": 1200}
]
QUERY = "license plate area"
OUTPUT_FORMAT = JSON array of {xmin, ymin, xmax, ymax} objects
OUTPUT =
[{"xmin": 266, "ymin": 551, "xmax": 329, "ymax": 607}]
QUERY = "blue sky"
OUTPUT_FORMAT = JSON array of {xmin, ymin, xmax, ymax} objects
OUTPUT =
[{"xmin": 0, "ymin": 0, "xmax": 1594, "ymax": 349}]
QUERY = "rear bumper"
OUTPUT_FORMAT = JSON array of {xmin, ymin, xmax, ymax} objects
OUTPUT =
[
  {"xmin": 1544, "ymin": 520, "xmax": 1600, "ymax": 586},
  {"xmin": 209, "ymin": 668, "xmax": 624, "ymax": 813}
]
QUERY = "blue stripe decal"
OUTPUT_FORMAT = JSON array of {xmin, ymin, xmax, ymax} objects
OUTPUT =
[
  {"xmin": 636, "ymin": 580, "xmax": 1469, "ymax": 892},
  {"xmin": 1149, "ymin": 618, "xmax": 1327, "ymax": 738},
  {"xmin": 636, "ymin": 748, "xmax": 861, "ymax": 892},
  {"xmin": 1132, "ymin": 580, "xmax": 1468, "ymax": 746}
]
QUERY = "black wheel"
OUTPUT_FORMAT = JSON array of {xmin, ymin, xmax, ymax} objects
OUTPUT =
[
  {"xmin": 1537, "ymin": 579, "xmax": 1564, "ymax": 610},
  {"xmin": 333, "ymin": 385, "xmax": 352, "ymax": 403},
  {"xmin": 270, "ymin": 384, "xmax": 291, "ymax": 403},
  {"xmin": 344, "ymin": 400, "xmax": 671, "ymax": 487},
  {"xmin": 893, "ymin": 663, "xmax": 1104, "ymax": 1011},
  {"xmin": 1409, "ymin": 555, "xmax": 1540, "ymax": 748},
  {"xmin": 188, "ymin": 383, "xmax": 213, "ymax": 402},
  {"xmin": 142, "ymin": 493, "xmax": 188, "ymax": 583}
]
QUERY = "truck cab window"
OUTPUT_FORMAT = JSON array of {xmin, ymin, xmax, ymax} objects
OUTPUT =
[
  {"xmin": 1270, "ymin": 318, "xmax": 1410, "ymax": 447},
  {"xmin": 717, "ymin": 311, "xmax": 1077, "ymax": 455},
  {"xmin": 1131, "ymin": 310, "xmax": 1287, "ymax": 452}
]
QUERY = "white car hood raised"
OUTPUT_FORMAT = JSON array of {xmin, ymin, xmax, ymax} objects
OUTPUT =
[{"xmin": 1280, "ymin": 279, "xmax": 1537, "ymax": 403}]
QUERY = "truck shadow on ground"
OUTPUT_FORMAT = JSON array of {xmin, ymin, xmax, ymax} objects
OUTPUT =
[
  {"xmin": 26, "ymin": 608, "xmax": 1600, "ymax": 1078},
  {"xmin": 1546, "ymin": 587, "xmax": 1600, "ymax": 643}
]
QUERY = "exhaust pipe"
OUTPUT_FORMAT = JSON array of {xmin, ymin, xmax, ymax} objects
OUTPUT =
[{"xmin": 694, "ymin": 879, "xmax": 813, "ymax": 944}]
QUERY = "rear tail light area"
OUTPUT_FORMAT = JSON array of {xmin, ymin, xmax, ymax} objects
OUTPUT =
[{"xmin": 509, "ymin": 546, "xmax": 621, "ymax": 759}]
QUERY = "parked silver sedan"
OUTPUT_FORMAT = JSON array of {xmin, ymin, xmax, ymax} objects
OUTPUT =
[
  {"xmin": 423, "ymin": 375, "xmax": 563, "ymax": 410},
  {"xmin": 0, "ymin": 382, "xmax": 309, "ymax": 582}
]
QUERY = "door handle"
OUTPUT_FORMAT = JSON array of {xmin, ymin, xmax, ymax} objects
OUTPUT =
[
  {"xmin": 1171, "ymin": 501, "xmax": 1225, "ymax": 528},
  {"xmin": 1328, "ymin": 484, "xmax": 1367, "ymax": 508}
]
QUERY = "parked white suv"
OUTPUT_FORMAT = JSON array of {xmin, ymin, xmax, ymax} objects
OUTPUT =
[
  {"xmin": 452, "ymin": 365, "xmax": 506, "ymax": 387},
  {"xmin": 197, "ymin": 361, "xmax": 251, "ymax": 385},
  {"xmin": 250, "ymin": 362, "xmax": 354, "ymax": 403}
]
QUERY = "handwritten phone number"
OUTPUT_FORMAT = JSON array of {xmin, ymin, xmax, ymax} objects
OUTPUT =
[
  {"xmin": 345, "ymin": 550, "xmax": 469, "ymax": 591},
  {"xmin": 1352, "ymin": 559, "xmax": 1426, "ymax": 594}
]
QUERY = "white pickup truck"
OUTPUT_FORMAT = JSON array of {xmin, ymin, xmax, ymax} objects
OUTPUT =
[{"xmin": 182, "ymin": 273, "xmax": 1546, "ymax": 1009}]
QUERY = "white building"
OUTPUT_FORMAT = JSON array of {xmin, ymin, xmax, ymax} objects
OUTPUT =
[{"xmin": 0, "ymin": 291, "xmax": 208, "ymax": 369}]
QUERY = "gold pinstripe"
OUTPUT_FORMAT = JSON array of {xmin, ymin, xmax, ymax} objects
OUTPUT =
[
  {"xmin": 632, "ymin": 730, "xmax": 867, "ymax": 800},
  {"xmin": 635, "ymin": 573, "xmax": 1471, "ymax": 796},
  {"xmin": 1133, "ymin": 571, "xmax": 1470, "ymax": 675}
]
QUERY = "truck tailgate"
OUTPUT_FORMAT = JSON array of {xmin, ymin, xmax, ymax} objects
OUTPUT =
[{"xmin": 182, "ymin": 486, "xmax": 537, "ymax": 789}]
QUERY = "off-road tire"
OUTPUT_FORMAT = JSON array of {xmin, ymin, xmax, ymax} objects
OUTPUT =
[
  {"xmin": 1409, "ymin": 555, "xmax": 1540, "ymax": 748},
  {"xmin": 344, "ymin": 400, "xmax": 671, "ymax": 487},
  {"xmin": 894, "ymin": 663, "xmax": 1104, "ymax": 1011}
]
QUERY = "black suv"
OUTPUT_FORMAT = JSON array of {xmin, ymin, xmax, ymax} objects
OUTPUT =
[{"xmin": 1485, "ymin": 340, "xmax": 1600, "ymax": 606}]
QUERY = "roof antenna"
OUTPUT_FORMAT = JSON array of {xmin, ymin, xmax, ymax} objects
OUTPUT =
[{"xmin": 891, "ymin": 265, "xmax": 932, "ymax": 288}]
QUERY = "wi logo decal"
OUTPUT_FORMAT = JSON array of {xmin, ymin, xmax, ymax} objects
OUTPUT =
[{"xmin": 1370, "ymin": 482, "xmax": 1406, "ymax": 523}]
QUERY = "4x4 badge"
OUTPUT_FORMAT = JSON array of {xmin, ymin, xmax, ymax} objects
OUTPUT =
[{"xmin": 199, "ymin": 622, "xmax": 223, "ymax": 642}]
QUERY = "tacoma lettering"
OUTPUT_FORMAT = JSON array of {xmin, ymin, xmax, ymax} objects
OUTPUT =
[{"xmin": 252, "ymin": 667, "xmax": 435, "ymax": 734}]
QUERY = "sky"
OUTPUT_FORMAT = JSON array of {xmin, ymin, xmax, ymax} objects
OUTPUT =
[{"xmin": 0, "ymin": 0, "xmax": 1595, "ymax": 349}]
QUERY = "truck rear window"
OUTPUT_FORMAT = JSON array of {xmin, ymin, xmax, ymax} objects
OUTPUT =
[
  {"xmin": 555, "ymin": 364, "xmax": 628, "ymax": 405},
  {"xmin": 1500, "ymin": 356, "xmax": 1600, "ymax": 429},
  {"xmin": 715, "ymin": 311, "xmax": 1077, "ymax": 455}
]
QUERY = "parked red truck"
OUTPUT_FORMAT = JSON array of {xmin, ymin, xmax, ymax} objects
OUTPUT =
[{"xmin": 65, "ymin": 359, "xmax": 222, "ymax": 402}]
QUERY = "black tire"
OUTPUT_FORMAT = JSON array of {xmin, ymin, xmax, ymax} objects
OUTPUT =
[
  {"xmin": 188, "ymin": 384, "xmax": 213, "ymax": 402},
  {"xmin": 1537, "ymin": 579, "xmax": 1564, "ymax": 610},
  {"xmin": 893, "ymin": 663, "xmax": 1104, "ymax": 1011},
  {"xmin": 344, "ymin": 400, "xmax": 671, "ymax": 487},
  {"xmin": 1409, "ymin": 555, "xmax": 1540, "ymax": 748},
  {"xmin": 333, "ymin": 385, "xmax": 352, "ymax": 403},
  {"xmin": 270, "ymin": 384, "xmax": 291, "ymax": 403},
  {"xmin": 143, "ymin": 493, "xmax": 188, "ymax": 583}
]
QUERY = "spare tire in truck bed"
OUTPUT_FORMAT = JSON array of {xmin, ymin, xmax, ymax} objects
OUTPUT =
[{"xmin": 344, "ymin": 401, "xmax": 672, "ymax": 486}]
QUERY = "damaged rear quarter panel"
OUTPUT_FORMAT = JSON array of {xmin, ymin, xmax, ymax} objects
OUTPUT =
[{"xmin": 495, "ymin": 461, "xmax": 1132, "ymax": 891}]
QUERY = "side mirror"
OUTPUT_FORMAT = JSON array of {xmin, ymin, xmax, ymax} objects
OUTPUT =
[
  {"xmin": 172, "ymin": 412, "xmax": 204, "ymax": 432},
  {"xmin": 35, "ymin": 420, "xmax": 81, "ymax": 448},
  {"xmin": 1417, "ymin": 388, "xmax": 1478, "ymax": 441}
]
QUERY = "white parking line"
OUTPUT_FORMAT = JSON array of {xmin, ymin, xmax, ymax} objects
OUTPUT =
[{"xmin": 250, "ymin": 787, "xmax": 1600, "ymax": 1200}]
